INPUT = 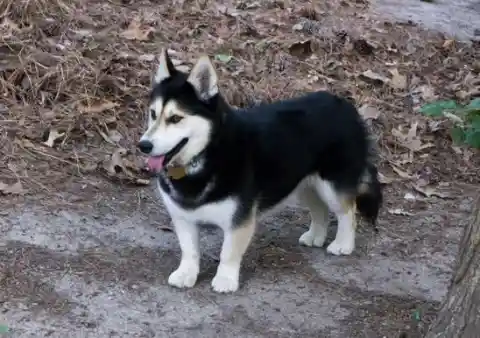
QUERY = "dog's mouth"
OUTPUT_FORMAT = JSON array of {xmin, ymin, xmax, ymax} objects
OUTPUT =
[{"xmin": 146, "ymin": 138, "xmax": 188, "ymax": 173}]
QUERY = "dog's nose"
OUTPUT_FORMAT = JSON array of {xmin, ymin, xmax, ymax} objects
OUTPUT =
[{"xmin": 137, "ymin": 140, "xmax": 153, "ymax": 154}]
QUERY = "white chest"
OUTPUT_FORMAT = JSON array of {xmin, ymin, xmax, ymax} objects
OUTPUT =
[{"xmin": 157, "ymin": 180, "xmax": 239, "ymax": 230}]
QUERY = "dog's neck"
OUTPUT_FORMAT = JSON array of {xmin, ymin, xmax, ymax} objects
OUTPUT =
[{"xmin": 164, "ymin": 150, "xmax": 206, "ymax": 180}]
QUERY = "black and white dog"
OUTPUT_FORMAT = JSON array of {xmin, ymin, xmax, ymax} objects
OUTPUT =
[{"xmin": 137, "ymin": 49, "xmax": 383, "ymax": 293}]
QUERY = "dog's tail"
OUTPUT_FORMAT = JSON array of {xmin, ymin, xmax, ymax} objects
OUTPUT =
[{"xmin": 356, "ymin": 163, "xmax": 383, "ymax": 230}]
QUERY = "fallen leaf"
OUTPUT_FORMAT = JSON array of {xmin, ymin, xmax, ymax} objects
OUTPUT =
[
  {"xmin": 138, "ymin": 54, "xmax": 156, "ymax": 62},
  {"xmin": 378, "ymin": 172, "xmax": 393, "ymax": 184},
  {"xmin": 79, "ymin": 101, "xmax": 119, "ymax": 114},
  {"xmin": 106, "ymin": 148, "xmax": 128, "ymax": 175},
  {"xmin": 390, "ymin": 164, "xmax": 413, "ymax": 179},
  {"xmin": 359, "ymin": 104, "xmax": 380, "ymax": 120},
  {"xmin": 412, "ymin": 185, "xmax": 451, "ymax": 199},
  {"xmin": 353, "ymin": 38, "xmax": 375, "ymax": 55},
  {"xmin": 288, "ymin": 40, "xmax": 313, "ymax": 58},
  {"xmin": 404, "ymin": 192, "xmax": 416, "ymax": 201},
  {"xmin": 442, "ymin": 39, "xmax": 455, "ymax": 49},
  {"xmin": 358, "ymin": 70, "xmax": 389, "ymax": 85},
  {"xmin": 388, "ymin": 208, "xmax": 414, "ymax": 216},
  {"xmin": 108, "ymin": 130, "xmax": 123, "ymax": 143},
  {"xmin": 120, "ymin": 20, "xmax": 154, "ymax": 41},
  {"xmin": 102, "ymin": 148, "xmax": 150, "ymax": 186},
  {"xmin": 0, "ymin": 181, "xmax": 26, "ymax": 195},
  {"xmin": 389, "ymin": 68, "xmax": 407, "ymax": 90},
  {"xmin": 42, "ymin": 128, "xmax": 65, "ymax": 147},
  {"xmin": 392, "ymin": 122, "xmax": 434, "ymax": 152},
  {"xmin": 214, "ymin": 54, "xmax": 233, "ymax": 63},
  {"xmin": 418, "ymin": 85, "xmax": 436, "ymax": 101},
  {"xmin": 292, "ymin": 23, "xmax": 304, "ymax": 31}
]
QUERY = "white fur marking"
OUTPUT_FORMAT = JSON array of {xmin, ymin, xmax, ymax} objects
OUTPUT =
[
  {"xmin": 141, "ymin": 99, "xmax": 212, "ymax": 165},
  {"xmin": 297, "ymin": 186, "xmax": 329, "ymax": 248},
  {"xmin": 158, "ymin": 184, "xmax": 253, "ymax": 293},
  {"xmin": 212, "ymin": 220, "xmax": 256, "ymax": 293},
  {"xmin": 167, "ymin": 218, "xmax": 200, "ymax": 288},
  {"xmin": 313, "ymin": 178, "xmax": 356, "ymax": 255}
]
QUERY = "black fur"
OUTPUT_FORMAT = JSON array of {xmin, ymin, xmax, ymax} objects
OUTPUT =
[
  {"xmin": 356, "ymin": 163, "xmax": 383, "ymax": 229},
  {"xmin": 153, "ymin": 68, "xmax": 382, "ymax": 226}
]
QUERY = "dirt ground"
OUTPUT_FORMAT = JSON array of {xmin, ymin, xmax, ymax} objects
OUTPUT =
[{"xmin": 1, "ymin": 0, "xmax": 479, "ymax": 337}]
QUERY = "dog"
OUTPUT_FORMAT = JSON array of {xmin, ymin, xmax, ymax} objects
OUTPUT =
[{"xmin": 137, "ymin": 49, "xmax": 383, "ymax": 293}]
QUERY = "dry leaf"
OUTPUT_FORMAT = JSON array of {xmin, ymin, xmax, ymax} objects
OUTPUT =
[
  {"xmin": 412, "ymin": 185, "xmax": 451, "ymax": 199},
  {"xmin": 378, "ymin": 172, "xmax": 393, "ymax": 184},
  {"xmin": 358, "ymin": 70, "xmax": 389, "ymax": 85},
  {"xmin": 390, "ymin": 164, "xmax": 413, "ymax": 179},
  {"xmin": 43, "ymin": 129, "xmax": 65, "ymax": 147},
  {"xmin": 352, "ymin": 38, "xmax": 375, "ymax": 55},
  {"xmin": 359, "ymin": 104, "xmax": 380, "ymax": 120},
  {"xmin": 120, "ymin": 20, "xmax": 154, "ymax": 41},
  {"xmin": 108, "ymin": 130, "xmax": 123, "ymax": 143},
  {"xmin": 79, "ymin": 101, "xmax": 119, "ymax": 114},
  {"xmin": 288, "ymin": 40, "xmax": 313, "ymax": 58},
  {"xmin": 388, "ymin": 208, "xmax": 414, "ymax": 216},
  {"xmin": 139, "ymin": 54, "xmax": 156, "ymax": 62},
  {"xmin": 392, "ymin": 122, "xmax": 434, "ymax": 152},
  {"xmin": 0, "ymin": 181, "xmax": 26, "ymax": 195},
  {"xmin": 102, "ymin": 148, "xmax": 150, "ymax": 186},
  {"xmin": 106, "ymin": 148, "xmax": 128, "ymax": 175},
  {"xmin": 442, "ymin": 39, "xmax": 455, "ymax": 49},
  {"xmin": 404, "ymin": 192, "xmax": 416, "ymax": 201},
  {"xmin": 418, "ymin": 85, "xmax": 436, "ymax": 101},
  {"xmin": 389, "ymin": 68, "xmax": 407, "ymax": 90}
]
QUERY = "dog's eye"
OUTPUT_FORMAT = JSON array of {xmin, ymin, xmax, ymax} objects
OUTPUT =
[
  {"xmin": 150, "ymin": 109, "xmax": 156, "ymax": 120},
  {"xmin": 167, "ymin": 115, "xmax": 183, "ymax": 124}
]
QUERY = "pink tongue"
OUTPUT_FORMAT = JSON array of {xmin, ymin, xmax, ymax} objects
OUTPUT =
[{"xmin": 147, "ymin": 156, "xmax": 165, "ymax": 172}]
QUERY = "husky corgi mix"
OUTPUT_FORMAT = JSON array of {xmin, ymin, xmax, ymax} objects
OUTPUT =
[{"xmin": 137, "ymin": 49, "xmax": 383, "ymax": 293}]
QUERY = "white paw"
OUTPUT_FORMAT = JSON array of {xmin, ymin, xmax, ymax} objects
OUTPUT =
[
  {"xmin": 299, "ymin": 229, "xmax": 327, "ymax": 247},
  {"xmin": 168, "ymin": 264, "xmax": 199, "ymax": 288},
  {"xmin": 211, "ymin": 272, "xmax": 239, "ymax": 293},
  {"xmin": 326, "ymin": 239, "xmax": 354, "ymax": 256}
]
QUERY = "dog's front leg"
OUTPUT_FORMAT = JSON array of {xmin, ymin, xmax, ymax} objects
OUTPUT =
[
  {"xmin": 168, "ymin": 219, "xmax": 200, "ymax": 288},
  {"xmin": 212, "ymin": 216, "xmax": 256, "ymax": 293}
]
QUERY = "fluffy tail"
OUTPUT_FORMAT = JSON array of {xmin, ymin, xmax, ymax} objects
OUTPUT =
[{"xmin": 356, "ymin": 163, "xmax": 383, "ymax": 230}]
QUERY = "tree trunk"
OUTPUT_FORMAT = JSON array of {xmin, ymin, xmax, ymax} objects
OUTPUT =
[{"xmin": 424, "ymin": 193, "xmax": 480, "ymax": 338}]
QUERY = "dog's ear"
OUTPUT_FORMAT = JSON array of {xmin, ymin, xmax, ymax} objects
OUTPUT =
[
  {"xmin": 187, "ymin": 55, "xmax": 218, "ymax": 100},
  {"xmin": 154, "ymin": 48, "xmax": 176, "ymax": 84}
]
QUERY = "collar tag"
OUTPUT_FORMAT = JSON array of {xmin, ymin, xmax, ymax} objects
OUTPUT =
[{"xmin": 166, "ymin": 165, "xmax": 187, "ymax": 180}]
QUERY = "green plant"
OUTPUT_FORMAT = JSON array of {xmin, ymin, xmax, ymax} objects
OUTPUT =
[{"xmin": 419, "ymin": 98, "xmax": 480, "ymax": 148}]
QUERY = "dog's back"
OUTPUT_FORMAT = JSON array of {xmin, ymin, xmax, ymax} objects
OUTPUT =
[{"xmin": 230, "ymin": 91, "xmax": 378, "ymax": 218}]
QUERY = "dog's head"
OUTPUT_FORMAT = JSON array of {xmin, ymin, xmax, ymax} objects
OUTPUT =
[{"xmin": 138, "ymin": 49, "xmax": 222, "ymax": 173}]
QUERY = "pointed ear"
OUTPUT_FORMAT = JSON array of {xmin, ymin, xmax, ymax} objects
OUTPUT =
[
  {"xmin": 154, "ymin": 48, "xmax": 176, "ymax": 84},
  {"xmin": 186, "ymin": 55, "xmax": 219, "ymax": 100}
]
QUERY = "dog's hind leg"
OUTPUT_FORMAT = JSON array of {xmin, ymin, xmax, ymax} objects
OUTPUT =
[
  {"xmin": 212, "ymin": 215, "xmax": 256, "ymax": 293},
  {"xmin": 297, "ymin": 184, "xmax": 330, "ymax": 248},
  {"xmin": 314, "ymin": 177, "xmax": 356, "ymax": 255}
]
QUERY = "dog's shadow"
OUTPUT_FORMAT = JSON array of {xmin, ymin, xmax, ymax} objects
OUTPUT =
[{"xmin": 195, "ymin": 206, "xmax": 348, "ymax": 287}]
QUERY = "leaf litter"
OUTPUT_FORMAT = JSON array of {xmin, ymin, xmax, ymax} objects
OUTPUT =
[{"xmin": 0, "ymin": 0, "xmax": 478, "ymax": 211}]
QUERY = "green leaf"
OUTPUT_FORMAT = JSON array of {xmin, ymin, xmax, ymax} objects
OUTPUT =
[
  {"xmin": 450, "ymin": 126, "xmax": 466, "ymax": 145},
  {"xmin": 419, "ymin": 100, "xmax": 458, "ymax": 117},
  {"xmin": 471, "ymin": 115, "xmax": 480, "ymax": 130},
  {"xmin": 466, "ymin": 98, "xmax": 480, "ymax": 109},
  {"xmin": 412, "ymin": 309, "xmax": 421, "ymax": 321},
  {"xmin": 0, "ymin": 325, "xmax": 9, "ymax": 333},
  {"xmin": 214, "ymin": 54, "xmax": 233, "ymax": 63},
  {"xmin": 465, "ymin": 129, "xmax": 480, "ymax": 149}
]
